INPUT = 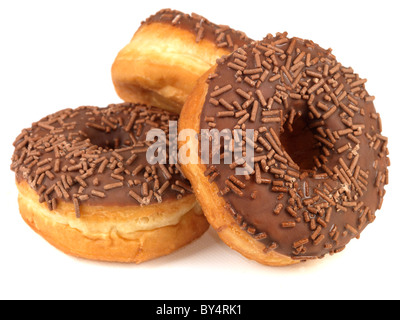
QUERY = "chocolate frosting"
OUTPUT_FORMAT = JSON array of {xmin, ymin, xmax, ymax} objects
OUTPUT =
[
  {"xmin": 11, "ymin": 103, "xmax": 192, "ymax": 217},
  {"xmin": 199, "ymin": 33, "xmax": 389, "ymax": 260},
  {"xmin": 142, "ymin": 9, "xmax": 251, "ymax": 50}
]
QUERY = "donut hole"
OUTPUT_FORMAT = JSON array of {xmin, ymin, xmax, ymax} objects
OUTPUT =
[
  {"xmin": 84, "ymin": 128, "xmax": 132, "ymax": 151},
  {"xmin": 280, "ymin": 114, "xmax": 320, "ymax": 171}
]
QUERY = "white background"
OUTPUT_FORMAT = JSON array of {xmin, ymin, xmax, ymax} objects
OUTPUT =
[{"xmin": 1, "ymin": 0, "xmax": 399, "ymax": 300}]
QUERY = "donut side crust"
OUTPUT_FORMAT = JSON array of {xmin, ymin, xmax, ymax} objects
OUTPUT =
[
  {"xmin": 179, "ymin": 68, "xmax": 298, "ymax": 266},
  {"xmin": 111, "ymin": 22, "xmax": 232, "ymax": 113},
  {"xmin": 17, "ymin": 181, "xmax": 209, "ymax": 263}
]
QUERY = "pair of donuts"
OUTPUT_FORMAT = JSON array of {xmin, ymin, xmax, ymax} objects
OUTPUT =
[
  {"xmin": 11, "ymin": 8, "xmax": 389, "ymax": 266},
  {"xmin": 11, "ymin": 9, "xmax": 250, "ymax": 263}
]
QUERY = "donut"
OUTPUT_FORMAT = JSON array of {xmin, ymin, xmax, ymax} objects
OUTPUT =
[
  {"xmin": 178, "ymin": 32, "xmax": 390, "ymax": 266},
  {"xmin": 111, "ymin": 9, "xmax": 251, "ymax": 113},
  {"xmin": 10, "ymin": 102, "xmax": 208, "ymax": 263}
]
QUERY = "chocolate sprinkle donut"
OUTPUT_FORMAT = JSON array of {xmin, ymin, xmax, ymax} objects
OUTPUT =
[
  {"xmin": 11, "ymin": 103, "xmax": 191, "ymax": 218},
  {"xmin": 198, "ymin": 32, "xmax": 390, "ymax": 260}
]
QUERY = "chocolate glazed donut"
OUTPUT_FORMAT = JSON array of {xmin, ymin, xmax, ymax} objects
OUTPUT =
[
  {"xmin": 179, "ymin": 33, "xmax": 390, "ymax": 266},
  {"xmin": 112, "ymin": 9, "xmax": 251, "ymax": 113},
  {"xmin": 11, "ymin": 103, "xmax": 208, "ymax": 263}
]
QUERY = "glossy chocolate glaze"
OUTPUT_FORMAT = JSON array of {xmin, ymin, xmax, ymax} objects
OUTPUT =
[
  {"xmin": 199, "ymin": 33, "xmax": 389, "ymax": 260},
  {"xmin": 142, "ymin": 9, "xmax": 251, "ymax": 50},
  {"xmin": 11, "ymin": 103, "xmax": 192, "ymax": 215}
]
